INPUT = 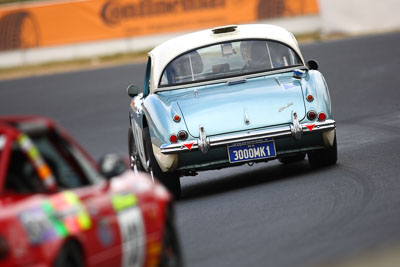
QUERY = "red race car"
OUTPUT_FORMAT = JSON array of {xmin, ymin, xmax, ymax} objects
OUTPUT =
[{"xmin": 0, "ymin": 116, "xmax": 182, "ymax": 267}]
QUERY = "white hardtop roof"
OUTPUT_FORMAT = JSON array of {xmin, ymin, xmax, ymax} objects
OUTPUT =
[{"xmin": 149, "ymin": 24, "xmax": 304, "ymax": 92}]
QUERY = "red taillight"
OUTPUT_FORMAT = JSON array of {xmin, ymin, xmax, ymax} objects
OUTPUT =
[
  {"xmin": 318, "ymin": 112, "xmax": 327, "ymax": 121},
  {"xmin": 307, "ymin": 110, "xmax": 317, "ymax": 120},
  {"xmin": 173, "ymin": 114, "xmax": 181, "ymax": 122},
  {"xmin": 169, "ymin": 134, "xmax": 178, "ymax": 143},
  {"xmin": 306, "ymin": 94, "xmax": 314, "ymax": 102},
  {"xmin": 178, "ymin": 130, "xmax": 188, "ymax": 140}
]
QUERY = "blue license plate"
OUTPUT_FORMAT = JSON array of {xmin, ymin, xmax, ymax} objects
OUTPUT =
[{"xmin": 227, "ymin": 139, "xmax": 276, "ymax": 163}]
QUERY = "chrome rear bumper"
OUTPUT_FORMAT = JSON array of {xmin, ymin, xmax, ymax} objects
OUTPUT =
[{"xmin": 160, "ymin": 119, "xmax": 336, "ymax": 155}]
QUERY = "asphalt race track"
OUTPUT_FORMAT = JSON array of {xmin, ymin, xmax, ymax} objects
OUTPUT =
[{"xmin": 1, "ymin": 32, "xmax": 400, "ymax": 267}]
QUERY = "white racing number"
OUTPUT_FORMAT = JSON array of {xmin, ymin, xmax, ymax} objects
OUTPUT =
[
  {"xmin": 117, "ymin": 207, "xmax": 145, "ymax": 267},
  {"xmin": 232, "ymin": 146, "xmax": 271, "ymax": 161}
]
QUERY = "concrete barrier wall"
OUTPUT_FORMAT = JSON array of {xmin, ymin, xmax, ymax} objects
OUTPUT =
[{"xmin": 319, "ymin": 0, "xmax": 400, "ymax": 34}]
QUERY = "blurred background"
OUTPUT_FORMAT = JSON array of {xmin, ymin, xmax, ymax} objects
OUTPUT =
[
  {"xmin": 0, "ymin": 0, "xmax": 399, "ymax": 69},
  {"xmin": 1, "ymin": 1, "xmax": 400, "ymax": 267}
]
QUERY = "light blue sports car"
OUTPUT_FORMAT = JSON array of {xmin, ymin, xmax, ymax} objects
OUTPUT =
[{"xmin": 127, "ymin": 24, "xmax": 337, "ymax": 198}]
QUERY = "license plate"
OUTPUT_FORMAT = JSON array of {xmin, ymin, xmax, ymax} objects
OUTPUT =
[{"xmin": 227, "ymin": 139, "xmax": 276, "ymax": 163}]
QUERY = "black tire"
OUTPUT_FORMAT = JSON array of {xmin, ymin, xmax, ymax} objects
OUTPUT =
[
  {"xmin": 159, "ymin": 206, "xmax": 183, "ymax": 267},
  {"xmin": 308, "ymin": 135, "xmax": 338, "ymax": 168},
  {"xmin": 53, "ymin": 241, "xmax": 84, "ymax": 267},
  {"xmin": 278, "ymin": 153, "xmax": 306, "ymax": 164},
  {"xmin": 128, "ymin": 127, "xmax": 144, "ymax": 171},
  {"xmin": 143, "ymin": 127, "xmax": 181, "ymax": 199}
]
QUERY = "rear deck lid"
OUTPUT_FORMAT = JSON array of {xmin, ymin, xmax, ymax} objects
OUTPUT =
[{"xmin": 177, "ymin": 74, "xmax": 306, "ymax": 138}]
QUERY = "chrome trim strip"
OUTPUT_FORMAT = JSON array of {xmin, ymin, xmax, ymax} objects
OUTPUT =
[
  {"xmin": 290, "ymin": 111, "xmax": 303, "ymax": 140},
  {"xmin": 160, "ymin": 119, "xmax": 336, "ymax": 154},
  {"xmin": 198, "ymin": 125, "xmax": 210, "ymax": 154},
  {"xmin": 227, "ymin": 78, "xmax": 246, "ymax": 86}
]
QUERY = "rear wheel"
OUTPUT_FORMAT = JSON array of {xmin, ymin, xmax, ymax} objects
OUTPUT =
[
  {"xmin": 308, "ymin": 135, "xmax": 338, "ymax": 168},
  {"xmin": 143, "ymin": 127, "xmax": 181, "ymax": 199},
  {"xmin": 128, "ymin": 127, "xmax": 144, "ymax": 171},
  {"xmin": 53, "ymin": 241, "xmax": 83, "ymax": 267},
  {"xmin": 159, "ymin": 207, "xmax": 183, "ymax": 267}
]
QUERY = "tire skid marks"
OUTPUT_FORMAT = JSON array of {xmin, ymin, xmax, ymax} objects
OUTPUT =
[
  {"xmin": 282, "ymin": 165, "xmax": 375, "ymax": 250},
  {"xmin": 319, "ymin": 165, "xmax": 374, "ymax": 228}
]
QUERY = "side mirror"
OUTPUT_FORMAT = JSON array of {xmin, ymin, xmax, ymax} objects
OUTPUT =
[
  {"xmin": 307, "ymin": 60, "xmax": 319, "ymax": 70},
  {"xmin": 127, "ymin": 84, "xmax": 139, "ymax": 98},
  {"xmin": 98, "ymin": 154, "xmax": 128, "ymax": 180}
]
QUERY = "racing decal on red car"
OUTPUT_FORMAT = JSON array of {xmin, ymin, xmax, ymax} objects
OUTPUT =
[
  {"xmin": 17, "ymin": 134, "xmax": 56, "ymax": 191},
  {"xmin": 97, "ymin": 218, "xmax": 115, "ymax": 247},
  {"xmin": 19, "ymin": 207, "xmax": 58, "ymax": 245},
  {"xmin": 117, "ymin": 206, "xmax": 145, "ymax": 267},
  {"xmin": 19, "ymin": 191, "xmax": 92, "ymax": 244},
  {"xmin": 111, "ymin": 193, "xmax": 137, "ymax": 212},
  {"xmin": 146, "ymin": 241, "xmax": 162, "ymax": 267},
  {"xmin": 111, "ymin": 192, "xmax": 145, "ymax": 267},
  {"xmin": 48, "ymin": 191, "xmax": 92, "ymax": 235}
]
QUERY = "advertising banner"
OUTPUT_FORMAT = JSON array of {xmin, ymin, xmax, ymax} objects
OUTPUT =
[{"xmin": 0, "ymin": 0, "xmax": 318, "ymax": 51}]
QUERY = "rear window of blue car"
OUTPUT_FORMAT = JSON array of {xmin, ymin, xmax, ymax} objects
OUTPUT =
[{"xmin": 159, "ymin": 39, "xmax": 302, "ymax": 87}]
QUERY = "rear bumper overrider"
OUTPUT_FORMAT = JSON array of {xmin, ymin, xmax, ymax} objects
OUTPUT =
[{"xmin": 160, "ymin": 119, "xmax": 336, "ymax": 155}]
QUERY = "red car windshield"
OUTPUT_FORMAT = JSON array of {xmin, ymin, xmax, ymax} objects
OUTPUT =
[{"xmin": 160, "ymin": 39, "xmax": 302, "ymax": 87}]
